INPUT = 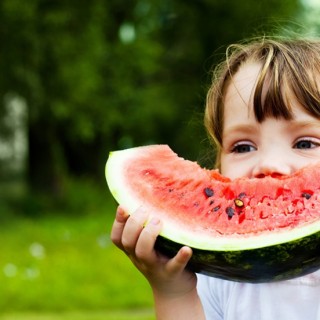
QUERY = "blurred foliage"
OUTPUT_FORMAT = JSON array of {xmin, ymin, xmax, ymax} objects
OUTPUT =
[{"xmin": 0, "ymin": 0, "xmax": 303, "ymax": 205}]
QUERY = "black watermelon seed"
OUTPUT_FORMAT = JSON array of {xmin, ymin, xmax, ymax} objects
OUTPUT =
[
  {"xmin": 204, "ymin": 187, "xmax": 214, "ymax": 198},
  {"xmin": 302, "ymin": 192, "xmax": 312, "ymax": 200},
  {"xmin": 226, "ymin": 207, "xmax": 235, "ymax": 219},
  {"xmin": 209, "ymin": 200, "xmax": 215, "ymax": 205},
  {"xmin": 214, "ymin": 206, "xmax": 220, "ymax": 212},
  {"xmin": 238, "ymin": 192, "xmax": 246, "ymax": 199}
]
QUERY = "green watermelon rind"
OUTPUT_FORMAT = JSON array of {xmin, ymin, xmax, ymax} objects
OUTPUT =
[
  {"xmin": 105, "ymin": 146, "xmax": 320, "ymax": 252},
  {"xmin": 155, "ymin": 230, "xmax": 320, "ymax": 282}
]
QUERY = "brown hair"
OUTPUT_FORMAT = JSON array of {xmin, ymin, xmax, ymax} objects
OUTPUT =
[{"xmin": 204, "ymin": 37, "xmax": 320, "ymax": 167}]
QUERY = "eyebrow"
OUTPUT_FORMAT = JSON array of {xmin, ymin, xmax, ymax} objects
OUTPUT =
[
  {"xmin": 288, "ymin": 120, "xmax": 320, "ymax": 130},
  {"xmin": 222, "ymin": 124, "xmax": 258, "ymax": 139}
]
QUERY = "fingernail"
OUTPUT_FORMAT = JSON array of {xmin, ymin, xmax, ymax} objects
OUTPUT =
[
  {"xmin": 118, "ymin": 207, "xmax": 127, "ymax": 217},
  {"xmin": 150, "ymin": 217, "xmax": 160, "ymax": 225}
]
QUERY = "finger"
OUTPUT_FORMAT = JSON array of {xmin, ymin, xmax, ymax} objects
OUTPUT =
[
  {"xmin": 110, "ymin": 206, "xmax": 129, "ymax": 249},
  {"xmin": 121, "ymin": 207, "xmax": 149, "ymax": 253},
  {"xmin": 135, "ymin": 217, "xmax": 162, "ymax": 262},
  {"xmin": 165, "ymin": 246, "xmax": 193, "ymax": 275}
]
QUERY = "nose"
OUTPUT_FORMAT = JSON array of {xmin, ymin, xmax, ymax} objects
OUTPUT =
[{"xmin": 252, "ymin": 156, "xmax": 293, "ymax": 178}]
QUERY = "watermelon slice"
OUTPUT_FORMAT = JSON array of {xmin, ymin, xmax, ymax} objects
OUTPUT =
[{"xmin": 105, "ymin": 144, "xmax": 320, "ymax": 282}]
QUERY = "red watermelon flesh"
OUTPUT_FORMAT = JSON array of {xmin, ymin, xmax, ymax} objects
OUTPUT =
[{"xmin": 106, "ymin": 144, "xmax": 320, "ymax": 282}]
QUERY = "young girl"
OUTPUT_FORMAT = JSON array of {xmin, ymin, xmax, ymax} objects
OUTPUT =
[{"xmin": 111, "ymin": 37, "xmax": 320, "ymax": 319}]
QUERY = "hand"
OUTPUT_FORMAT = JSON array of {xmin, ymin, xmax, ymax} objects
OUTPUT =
[{"xmin": 110, "ymin": 206, "xmax": 197, "ymax": 298}]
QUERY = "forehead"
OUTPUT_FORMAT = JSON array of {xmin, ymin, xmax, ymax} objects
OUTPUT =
[{"xmin": 223, "ymin": 62, "xmax": 262, "ymax": 124}]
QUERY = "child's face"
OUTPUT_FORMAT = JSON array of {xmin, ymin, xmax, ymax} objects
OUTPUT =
[{"xmin": 220, "ymin": 62, "xmax": 320, "ymax": 180}]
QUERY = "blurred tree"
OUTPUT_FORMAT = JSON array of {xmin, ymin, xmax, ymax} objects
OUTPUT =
[{"xmin": 0, "ymin": 0, "xmax": 302, "ymax": 200}]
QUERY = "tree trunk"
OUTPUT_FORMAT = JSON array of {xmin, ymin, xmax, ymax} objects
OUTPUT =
[{"xmin": 27, "ymin": 117, "xmax": 65, "ymax": 198}]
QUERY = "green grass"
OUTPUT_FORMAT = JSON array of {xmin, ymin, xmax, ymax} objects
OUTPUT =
[
  {"xmin": 0, "ymin": 310, "xmax": 154, "ymax": 320},
  {"xmin": 0, "ymin": 189, "xmax": 155, "ymax": 318}
]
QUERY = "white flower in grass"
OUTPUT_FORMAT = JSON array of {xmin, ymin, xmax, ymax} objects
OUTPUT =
[
  {"xmin": 96, "ymin": 234, "xmax": 111, "ymax": 248},
  {"xmin": 3, "ymin": 263, "xmax": 18, "ymax": 277},
  {"xmin": 24, "ymin": 267, "xmax": 40, "ymax": 280},
  {"xmin": 29, "ymin": 242, "xmax": 45, "ymax": 259}
]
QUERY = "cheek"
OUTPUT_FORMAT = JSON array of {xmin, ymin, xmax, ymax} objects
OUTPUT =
[
  {"xmin": 293, "ymin": 154, "xmax": 320, "ymax": 170},
  {"xmin": 220, "ymin": 156, "xmax": 235, "ymax": 179},
  {"xmin": 221, "ymin": 166, "xmax": 243, "ymax": 180},
  {"xmin": 220, "ymin": 155, "xmax": 252, "ymax": 180}
]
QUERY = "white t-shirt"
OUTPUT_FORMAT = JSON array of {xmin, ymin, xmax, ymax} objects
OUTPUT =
[{"xmin": 197, "ymin": 270, "xmax": 320, "ymax": 320}]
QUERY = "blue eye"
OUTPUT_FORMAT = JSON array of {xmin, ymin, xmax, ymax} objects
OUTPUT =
[
  {"xmin": 231, "ymin": 144, "xmax": 256, "ymax": 153},
  {"xmin": 294, "ymin": 139, "xmax": 319, "ymax": 149}
]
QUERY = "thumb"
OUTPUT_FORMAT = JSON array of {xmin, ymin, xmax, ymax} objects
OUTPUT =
[{"xmin": 165, "ymin": 246, "xmax": 193, "ymax": 275}]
